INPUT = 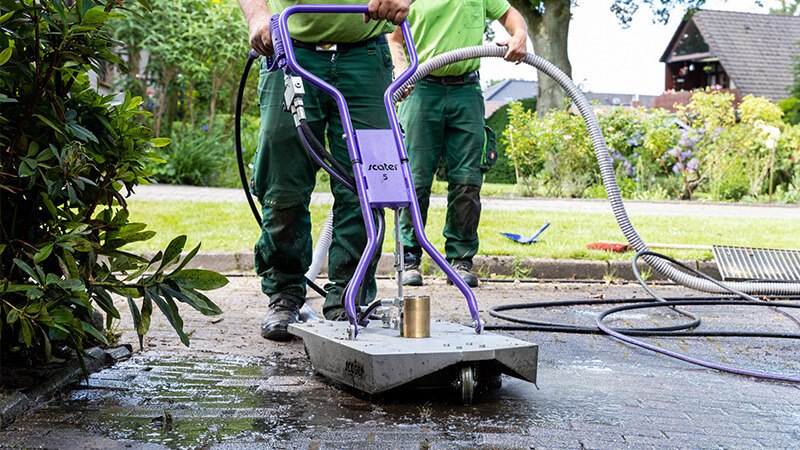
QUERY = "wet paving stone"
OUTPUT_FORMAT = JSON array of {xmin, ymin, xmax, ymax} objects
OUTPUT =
[{"xmin": 2, "ymin": 280, "xmax": 799, "ymax": 448}]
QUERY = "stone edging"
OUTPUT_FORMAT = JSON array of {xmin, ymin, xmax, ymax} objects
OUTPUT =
[
  {"xmin": 153, "ymin": 251, "xmax": 720, "ymax": 281},
  {"xmin": 0, "ymin": 346, "xmax": 132, "ymax": 429}
]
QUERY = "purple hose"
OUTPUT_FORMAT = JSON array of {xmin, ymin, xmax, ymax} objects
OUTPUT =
[{"xmin": 597, "ymin": 300, "xmax": 800, "ymax": 383}]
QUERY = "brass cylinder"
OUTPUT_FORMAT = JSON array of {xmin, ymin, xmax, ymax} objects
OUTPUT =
[{"xmin": 402, "ymin": 295, "xmax": 431, "ymax": 338}]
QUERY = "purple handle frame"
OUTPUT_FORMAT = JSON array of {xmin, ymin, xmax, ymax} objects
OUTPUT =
[{"xmin": 276, "ymin": 4, "xmax": 482, "ymax": 337}]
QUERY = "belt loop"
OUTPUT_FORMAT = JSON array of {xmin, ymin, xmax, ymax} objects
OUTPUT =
[{"xmin": 367, "ymin": 37, "xmax": 377, "ymax": 55}]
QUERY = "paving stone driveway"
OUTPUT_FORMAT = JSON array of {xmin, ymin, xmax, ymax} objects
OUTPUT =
[{"xmin": 1, "ymin": 278, "xmax": 799, "ymax": 449}]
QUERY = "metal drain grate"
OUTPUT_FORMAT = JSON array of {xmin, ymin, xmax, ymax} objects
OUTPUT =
[{"xmin": 712, "ymin": 245, "xmax": 800, "ymax": 282}]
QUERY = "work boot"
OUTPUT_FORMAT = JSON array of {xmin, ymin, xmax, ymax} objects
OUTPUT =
[
  {"xmin": 402, "ymin": 254, "xmax": 423, "ymax": 286},
  {"xmin": 447, "ymin": 263, "xmax": 479, "ymax": 288},
  {"xmin": 261, "ymin": 298, "xmax": 300, "ymax": 341}
]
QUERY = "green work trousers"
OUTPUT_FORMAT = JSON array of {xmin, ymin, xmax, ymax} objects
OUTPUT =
[
  {"xmin": 397, "ymin": 79, "xmax": 485, "ymax": 268},
  {"xmin": 252, "ymin": 40, "xmax": 392, "ymax": 318}
]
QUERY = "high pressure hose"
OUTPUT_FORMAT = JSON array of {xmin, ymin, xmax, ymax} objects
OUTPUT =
[{"xmin": 393, "ymin": 44, "xmax": 800, "ymax": 296}]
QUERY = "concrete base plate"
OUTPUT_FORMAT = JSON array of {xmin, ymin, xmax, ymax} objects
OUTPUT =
[{"xmin": 289, "ymin": 319, "xmax": 538, "ymax": 395}]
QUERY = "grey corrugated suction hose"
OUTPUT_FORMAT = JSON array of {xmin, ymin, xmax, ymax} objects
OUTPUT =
[
  {"xmin": 394, "ymin": 44, "xmax": 800, "ymax": 295},
  {"xmin": 306, "ymin": 210, "xmax": 334, "ymax": 281}
]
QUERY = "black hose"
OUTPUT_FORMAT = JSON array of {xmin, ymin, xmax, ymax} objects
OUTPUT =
[
  {"xmin": 487, "ymin": 250, "xmax": 800, "ymax": 382},
  {"xmin": 234, "ymin": 55, "xmax": 327, "ymax": 299},
  {"xmin": 235, "ymin": 53, "xmax": 262, "ymax": 226},
  {"xmin": 299, "ymin": 119, "xmax": 357, "ymax": 191}
]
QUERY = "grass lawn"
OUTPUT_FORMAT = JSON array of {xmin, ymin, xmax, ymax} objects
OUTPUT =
[{"xmin": 125, "ymin": 200, "xmax": 800, "ymax": 261}]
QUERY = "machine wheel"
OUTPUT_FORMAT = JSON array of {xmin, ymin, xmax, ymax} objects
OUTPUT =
[{"xmin": 459, "ymin": 365, "xmax": 475, "ymax": 404}]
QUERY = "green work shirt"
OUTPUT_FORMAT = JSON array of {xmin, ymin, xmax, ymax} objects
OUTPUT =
[
  {"xmin": 268, "ymin": 0, "xmax": 395, "ymax": 43},
  {"xmin": 406, "ymin": 0, "xmax": 510, "ymax": 76}
]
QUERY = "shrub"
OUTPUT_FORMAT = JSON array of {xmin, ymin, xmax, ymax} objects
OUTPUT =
[
  {"xmin": 484, "ymin": 98, "xmax": 537, "ymax": 185},
  {"xmin": 147, "ymin": 113, "xmax": 257, "ymax": 188},
  {"xmin": 1, "ymin": 0, "xmax": 225, "ymax": 371},
  {"xmin": 505, "ymin": 101, "xmax": 596, "ymax": 197},
  {"xmin": 778, "ymin": 97, "xmax": 800, "ymax": 126}
]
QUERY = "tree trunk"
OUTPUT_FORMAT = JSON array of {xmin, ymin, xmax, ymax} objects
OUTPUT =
[
  {"xmin": 188, "ymin": 80, "xmax": 196, "ymax": 127},
  {"xmin": 154, "ymin": 67, "xmax": 176, "ymax": 137},
  {"xmin": 508, "ymin": 0, "xmax": 572, "ymax": 115},
  {"xmin": 208, "ymin": 73, "xmax": 221, "ymax": 132}
]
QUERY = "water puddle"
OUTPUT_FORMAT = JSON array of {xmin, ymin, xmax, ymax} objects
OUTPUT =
[{"xmin": 37, "ymin": 355, "xmax": 568, "ymax": 448}]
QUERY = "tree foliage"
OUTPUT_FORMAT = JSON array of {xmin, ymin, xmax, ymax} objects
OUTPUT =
[
  {"xmin": 0, "ymin": 0, "xmax": 225, "ymax": 371},
  {"xmin": 111, "ymin": 0, "xmax": 250, "ymax": 136},
  {"xmin": 510, "ymin": 0, "xmax": 706, "ymax": 115}
]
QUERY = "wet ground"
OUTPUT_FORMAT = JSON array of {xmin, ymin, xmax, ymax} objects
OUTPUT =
[{"xmin": 1, "ymin": 277, "xmax": 799, "ymax": 449}]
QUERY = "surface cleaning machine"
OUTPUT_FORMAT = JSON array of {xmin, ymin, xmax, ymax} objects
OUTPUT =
[{"xmin": 236, "ymin": 4, "xmax": 538, "ymax": 403}]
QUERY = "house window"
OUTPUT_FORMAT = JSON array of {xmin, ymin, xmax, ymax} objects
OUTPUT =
[{"xmin": 670, "ymin": 21, "xmax": 710, "ymax": 60}]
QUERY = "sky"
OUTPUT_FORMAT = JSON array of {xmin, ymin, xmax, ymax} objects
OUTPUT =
[{"xmin": 480, "ymin": 0, "xmax": 778, "ymax": 95}]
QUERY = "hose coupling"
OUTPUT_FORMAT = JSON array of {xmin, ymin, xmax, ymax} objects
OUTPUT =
[{"xmin": 283, "ymin": 75, "xmax": 306, "ymax": 126}]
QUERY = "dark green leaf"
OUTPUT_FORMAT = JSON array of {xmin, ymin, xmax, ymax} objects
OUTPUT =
[
  {"xmin": 62, "ymin": 250, "xmax": 80, "ymax": 277},
  {"xmin": 20, "ymin": 318, "xmax": 34, "ymax": 346},
  {"xmin": 13, "ymin": 258, "xmax": 41, "ymax": 283},
  {"xmin": 82, "ymin": 321, "xmax": 108, "ymax": 345},
  {"xmin": 157, "ymin": 235, "xmax": 186, "ymax": 273},
  {"xmin": 92, "ymin": 288, "xmax": 121, "ymax": 319},
  {"xmin": 2, "ymin": 283, "xmax": 36, "ymax": 293},
  {"xmin": 169, "ymin": 242, "xmax": 200, "ymax": 274},
  {"xmin": 50, "ymin": 309, "xmax": 74, "ymax": 324},
  {"xmin": 40, "ymin": 192, "xmax": 58, "ymax": 219},
  {"xmin": 33, "ymin": 114, "xmax": 67, "ymax": 137},
  {"xmin": 140, "ymin": 290, "xmax": 153, "ymax": 336},
  {"xmin": 68, "ymin": 123, "xmax": 98, "ymax": 143},
  {"xmin": 171, "ymin": 269, "xmax": 229, "ymax": 291},
  {"xmin": 176, "ymin": 286, "xmax": 221, "ymax": 316},
  {"xmin": 127, "ymin": 295, "xmax": 143, "ymax": 349},
  {"xmin": 148, "ymin": 287, "xmax": 189, "ymax": 346},
  {"xmin": 105, "ymin": 231, "xmax": 157, "ymax": 250},
  {"xmin": 33, "ymin": 244, "xmax": 53, "ymax": 265}
]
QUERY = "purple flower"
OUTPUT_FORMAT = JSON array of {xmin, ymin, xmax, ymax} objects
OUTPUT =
[
  {"xmin": 624, "ymin": 160, "xmax": 634, "ymax": 176},
  {"xmin": 686, "ymin": 158, "xmax": 699, "ymax": 173},
  {"xmin": 680, "ymin": 150, "xmax": 693, "ymax": 161},
  {"xmin": 672, "ymin": 163, "xmax": 681, "ymax": 174},
  {"xmin": 202, "ymin": 125, "xmax": 208, "ymax": 131}
]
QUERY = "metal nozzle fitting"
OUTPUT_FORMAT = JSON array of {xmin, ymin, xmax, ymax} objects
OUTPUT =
[{"xmin": 402, "ymin": 295, "xmax": 430, "ymax": 338}]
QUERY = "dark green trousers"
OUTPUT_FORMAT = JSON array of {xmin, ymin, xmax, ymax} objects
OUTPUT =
[
  {"xmin": 397, "ymin": 79, "xmax": 485, "ymax": 268},
  {"xmin": 252, "ymin": 40, "xmax": 392, "ymax": 318}
]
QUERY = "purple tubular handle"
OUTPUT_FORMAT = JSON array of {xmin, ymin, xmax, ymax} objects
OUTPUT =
[
  {"xmin": 382, "ymin": 23, "xmax": 484, "ymax": 332},
  {"xmin": 277, "ymin": 4, "xmax": 482, "ymax": 335}
]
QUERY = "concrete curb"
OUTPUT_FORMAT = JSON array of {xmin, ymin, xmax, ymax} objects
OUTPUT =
[
  {"xmin": 161, "ymin": 251, "xmax": 721, "ymax": 281},
  {"xmin": 0, "ymin": 346, "xmax": 132, "ymax": 429}
]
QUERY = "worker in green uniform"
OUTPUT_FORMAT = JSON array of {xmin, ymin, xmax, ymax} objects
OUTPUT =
[
  {"xmin": 388, "ymin": 0, "xmax": 527, "ymax": 287},
  {"xmin": 237, "ymin": 0, "xmax": 413, "ymax": 341}
]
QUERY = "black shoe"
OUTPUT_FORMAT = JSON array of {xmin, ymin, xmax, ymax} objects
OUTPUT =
[
  {"xmin": 402, "ymin": 254, "xmax": 423, "ymax": 286},
  {"xmin": 261, "ymin": 298, "xmax": 300, "ymax": 341},
  {"xmin": 403, "ymin": 266, "xmax": 423, "ymax": 286},
  {"xmin": 447, "ymin": 263, "xmax": 479, "ymax": 288}
]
